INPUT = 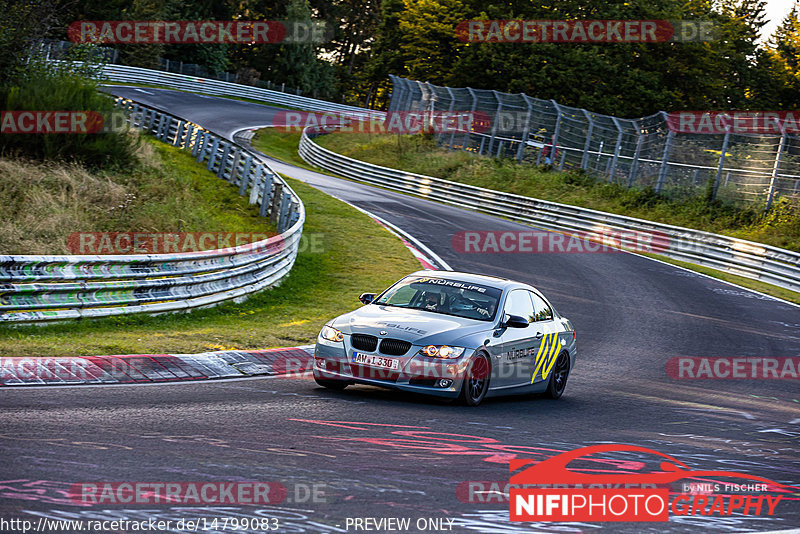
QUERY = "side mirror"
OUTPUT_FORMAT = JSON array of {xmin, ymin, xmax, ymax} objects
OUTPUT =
[
  {"xmin": 503, "ymin": 314, "xmax": 529, "ymax": 328},
  {"xmin": 359, "ymin": 293, "xmax": 377, "ymax": 305}
]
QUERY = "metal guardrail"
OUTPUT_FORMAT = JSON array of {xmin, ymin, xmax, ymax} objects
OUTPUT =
[
  {"xmin": 389, "ymin": 76, "xmax": 800, "ymax": 207},
  {"xmin": 299, "ymin": 127, "xmax": 800, "ymax": 294},
  {"xmin": 99, "ymin": 63, "xmax": 379, "ymax": 119},
  {"xmin": 0, "ymin": 99, "xmax": 305, "ymax": 323}
]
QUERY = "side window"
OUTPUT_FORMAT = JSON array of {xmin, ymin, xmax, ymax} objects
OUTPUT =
[
  {"xmin": 530, "ymin": 292, "xmax": 553, "ymax": 321},
  {"xmin": 504, "ymin": 290, "xmax": 535, "ymax": 324}
]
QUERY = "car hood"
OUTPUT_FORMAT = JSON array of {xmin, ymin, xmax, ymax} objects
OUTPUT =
[{"xmin": 331, "ymin": 305, "xmax": 493, "ymax": 347}]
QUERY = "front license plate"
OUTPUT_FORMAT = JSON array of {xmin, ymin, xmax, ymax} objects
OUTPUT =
[{"xmin": 352, "ymin": 351, "xmax": 400, "ymax": 370}]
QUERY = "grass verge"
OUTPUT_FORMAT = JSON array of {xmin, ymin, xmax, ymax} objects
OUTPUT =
[
  {"xmin": 0, "ymin": 151, "xmax": 420, "ymax": 357},
  {"xmin": 250, "ymin": 129, "xmax": 319, "ymax": 172},
  {"xmin": 1, "ymin": 137, "xmax": 277, "ymax": 255},
  {"xmin": 316, "ymin": 132, "xmax": 800, "ymax": 252},
  {"xmin": 253, "ymin": 128, "xmax": 800, "ymax": 305}
]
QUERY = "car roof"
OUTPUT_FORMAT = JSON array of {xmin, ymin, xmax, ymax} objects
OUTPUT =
[{"xmin": 407, "ymin": 270, "xmax": 533, "ymax": 292}]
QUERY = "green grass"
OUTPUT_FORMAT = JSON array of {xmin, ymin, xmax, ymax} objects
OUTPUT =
[
  {"xmin": 0, "ymin": 149, "xmax": 419, "ymax": 357},
  {"xmin": 0, "ymin": 137, "xmax": 276, "ymax": 255},
  {"xmin": 316, "ymin": 132, "xmax": 800, "ymax": 252},
  {"xmin": 250, "ymin": 129, "xmax": 319, "ymax": 172}
]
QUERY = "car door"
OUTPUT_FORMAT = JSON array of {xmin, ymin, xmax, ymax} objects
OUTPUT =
[
  {"xmin": 494, "ymin": 289, "xmax": 543, "ymax": 389},
  {"xmin": 529, "ymin": 291, "xmax": 559, "ymax": 387}
]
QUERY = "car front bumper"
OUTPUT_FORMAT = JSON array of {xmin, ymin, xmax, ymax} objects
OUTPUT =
[{"xmin": 313, "ymin": 336, "xmax": 473, "ymax": 399}]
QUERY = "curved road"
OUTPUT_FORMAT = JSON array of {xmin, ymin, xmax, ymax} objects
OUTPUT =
[{"xmin": 1, "ymin": 87, "xmax": 798, "ymax": 533}]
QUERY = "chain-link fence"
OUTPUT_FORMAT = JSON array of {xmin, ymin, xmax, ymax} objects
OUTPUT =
[{"xmin": 389, "ymin": 75, "xmax": 800, "ymax": 207}]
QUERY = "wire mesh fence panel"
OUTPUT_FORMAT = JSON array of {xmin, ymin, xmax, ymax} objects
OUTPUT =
[{"xmin": 389, "ymin": 76, "xmax": 800, "ymax": 207}]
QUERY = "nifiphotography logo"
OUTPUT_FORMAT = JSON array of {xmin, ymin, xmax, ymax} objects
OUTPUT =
[{"xmin": 508, "ymin": 444, "xmax": 786, "ymax": 522}]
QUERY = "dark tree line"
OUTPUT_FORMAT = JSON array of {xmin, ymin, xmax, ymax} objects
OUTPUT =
[{"xmin": 4, "ymin": 0, "xmax": 800, "ymax": 114}]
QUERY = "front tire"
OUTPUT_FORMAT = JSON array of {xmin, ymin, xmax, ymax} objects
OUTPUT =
[
  {"xmin": 459, "ymin": 352, "xmax": 491, "ymax": 406},
  {"xmin": 314, "ymin": 375, "xmax": 348, "ymax": 390},
  {"xmin": 544, "ymin": 351, "xmax": 570, "ymax": 399}
]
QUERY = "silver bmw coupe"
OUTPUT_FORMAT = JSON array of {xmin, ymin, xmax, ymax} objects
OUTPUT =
[{"xmin": 313, "ymin": 271, "xmax": 576, "ymax": 406}]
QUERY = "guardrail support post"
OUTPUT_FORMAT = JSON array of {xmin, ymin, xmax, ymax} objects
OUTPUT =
[
  {"xmin": 260, "ymin": 174, "xmax": 275, "ymax": 217},
  {"xmin": 207, "ymin": 138, "xmax": 221, "ymax": 171},
  {"xmin": 766, "ymin": 130, "xmax": 787, "ymax": 211},
  {"xmin": 160, "ymin": 116, "xmax": 171, "ymax": 142},
  {"xmin": 184, "ymin": 124, "xmax": 195, "ymax": 150},
  {"xmin": 270, "ymin": 182, "xmax": 284, "ymax": 223},
  {"xmin": 239, "ymin": 155, "xmax": 253, "ymax": 196},
  {"xmin": 711, "ymin": 130, "xmax": 731, "ymax": 201},
  {"xmin": 217, "ymin": 143, "xmax": 232, "ymax": 179},
  {"xmin": 278, "ymin": 192, "xmax": 291, "ymax": 232},
  {"xmin": 194, "ymin": 131, "xmax": 207, "ymax": 159},
  {"xmin": 173, "ymin": 121, "xmax": 184, "ymax": 146},
  {"xmin": 228, "ymin": 149, "xmax": 242, "ymax": 183}
]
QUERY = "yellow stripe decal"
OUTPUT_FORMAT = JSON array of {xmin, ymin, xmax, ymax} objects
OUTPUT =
[
  {"xmin": 541, "ymin": 333, "xmax": 561, "ymax": 380},
  {"xmin": 531, "ymin": 333, "xmax": 554, "ymax": 383}
]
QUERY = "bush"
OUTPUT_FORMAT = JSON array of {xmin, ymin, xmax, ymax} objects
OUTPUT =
[{"xmin": 1, "ymin": 55, "xmax": 139, "ymax": 169}]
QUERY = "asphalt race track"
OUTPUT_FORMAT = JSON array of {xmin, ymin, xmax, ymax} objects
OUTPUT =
[{"xmin": 1, "ymin": 87, "xmax": 799, "ymax": 533}]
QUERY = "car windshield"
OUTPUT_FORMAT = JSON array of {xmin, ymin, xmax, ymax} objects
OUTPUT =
[{"xmin": 375, "ymin": 276, "xmax": 502, "ymax": 321}]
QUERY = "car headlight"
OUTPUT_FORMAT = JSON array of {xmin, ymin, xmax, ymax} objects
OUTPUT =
[
  {"xmin": 320, "ymin": 325, "xmax": 344, "ymax": 342},
  {"xmin": 420, "ymin": 345, "xmax": 466, "ymax": 359}
]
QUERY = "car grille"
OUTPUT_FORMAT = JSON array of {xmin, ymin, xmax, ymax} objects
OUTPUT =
[
  {"xmin": 379, "ymin": 338, "xmax": 412, "ymax": 356},
  {"xmin": 351, "ymin": 334, "xmax": 378, "ymax": 352}
]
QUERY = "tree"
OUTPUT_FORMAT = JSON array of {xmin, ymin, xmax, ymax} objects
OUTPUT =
[
  {"xmin": 397, "ymin": 0, "xmax": 468, "ymax": 86},
  {"xmin": 762, "ymin": 1, "xmax": 800, "ymax": 108}
]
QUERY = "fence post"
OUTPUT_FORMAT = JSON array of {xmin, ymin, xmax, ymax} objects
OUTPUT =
[
  {"xmin": 402, "ymin": 78, "xmax": 415, "ymax": 114},
  {"xmin": 711, "ymin": 130, "xmax": 731, "ymax": 201},
  {"xmin": 445, "ymin": 86, "xmax": 457, "ymax": 149},
  {"xmin": 766, "ymin": 130, "xmax": 787, "ymax": 210},
  {"xmin": 550, "ymin": 100, "xmax": 563, "ymax": 165},
  {"xmin": 516, "ymin": 94, "xmax": 534, "ymax": 161},
  {"xmin": 487, "ymin": 90, "xmax": 503, "ymax": 156},
  {"xmin": 463, "ymin": 88, "xmax": 479, "ymax": 152},
  {"xmin": 609, "ymin": 117, "xmax": 624, "ymax": 181},
  {"xmin": 655, "ymin": 113, "xmax": 674, "ymax": 193},
  {"xmin": 627, "ymin": 120, "xmax": 643, "ymax": 187},
  {"xmin": 580, "ymin": 109, "xmax": 594, "ymax": 170},
  {"xmin": 387, "ymin": 75, "xmax": 398, "ymax": 113}
]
